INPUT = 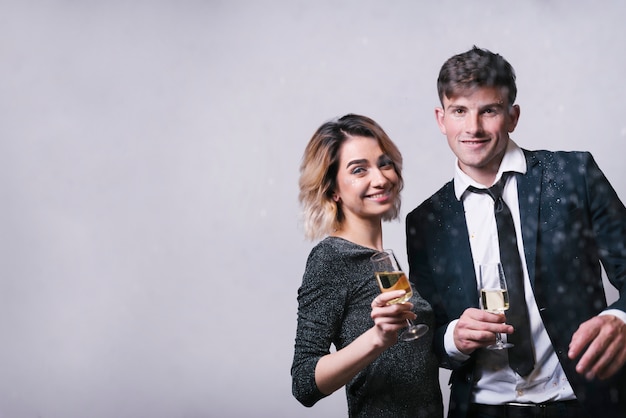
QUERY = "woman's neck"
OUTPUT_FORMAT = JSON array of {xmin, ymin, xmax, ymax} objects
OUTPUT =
[{"xmin": 331, "ymin": 217, "xmax": 383, "ymax": 251}]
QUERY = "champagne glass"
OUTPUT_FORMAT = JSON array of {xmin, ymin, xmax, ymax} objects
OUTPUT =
[
  {"xmin": 479, "ymin": 262, "xmax": 514, "ymax": 350},
  {"xmin": 370, "ymin": 249, "xmax": 429, "ymax": 341}
]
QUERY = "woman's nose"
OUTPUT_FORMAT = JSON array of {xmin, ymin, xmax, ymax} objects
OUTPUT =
[{"xmin": 372, "ymin": 169, "xmax": 389, "ymax": 187}]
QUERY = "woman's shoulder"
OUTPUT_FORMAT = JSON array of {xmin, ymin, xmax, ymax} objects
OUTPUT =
[
  {"xmin": 308, "ymin": 237, "xmax": 375, "ymax": 262},
  {"xmin": 304, "ymin": 237, "xmax": 376, "ymax": 278}
]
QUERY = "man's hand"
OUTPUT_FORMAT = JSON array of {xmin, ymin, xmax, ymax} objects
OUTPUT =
[
  {"xmin": 453, "ymin": 307, "xmax": 514, "ymax": 355},
  {"xmin": 569, "ymin": 315, "xmax": 626, "ymax": 380}
]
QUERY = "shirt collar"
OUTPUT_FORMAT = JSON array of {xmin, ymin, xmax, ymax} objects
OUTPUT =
[{"xmin": 453, "ymin": 139, "xmax": 527, "ymax": 200}]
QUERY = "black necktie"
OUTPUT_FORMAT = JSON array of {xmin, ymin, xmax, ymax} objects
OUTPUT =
[{"xmin": 468, "ymin": 173, "xmax": 535, "ymax": 376}]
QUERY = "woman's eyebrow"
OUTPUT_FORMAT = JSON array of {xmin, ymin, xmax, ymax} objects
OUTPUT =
[{"xmin": 346, "ymin": 158, "xmax": 367, "ymax": 168}]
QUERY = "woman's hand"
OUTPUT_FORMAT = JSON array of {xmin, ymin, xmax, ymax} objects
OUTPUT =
[{"xmin": 370, "ymin": 291, "xmax": 416, "ymax": 347}]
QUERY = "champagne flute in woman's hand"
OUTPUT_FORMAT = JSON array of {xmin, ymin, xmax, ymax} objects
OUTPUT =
[
  {"xmin": 370, "ymin": 249, "xmax": 429, "ymax": 341},
  {"xmin": 479, "ymin": 262, "xmax": 514, "ymax": 350}
]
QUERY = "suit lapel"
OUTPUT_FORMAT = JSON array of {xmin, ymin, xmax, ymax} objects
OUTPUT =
[{"xmin": 517, "ymin": 150, "xmax": 543, "ymax": 287}]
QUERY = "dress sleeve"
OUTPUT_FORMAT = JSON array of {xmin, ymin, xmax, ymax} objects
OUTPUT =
[{"xmin": 291, "ymin": 244, "xmax": 349, "ymax": 407}]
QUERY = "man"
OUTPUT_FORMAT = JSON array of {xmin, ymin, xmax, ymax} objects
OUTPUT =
[{"xmin": 406, "ymin": 46, "xmax": 626, "ymax": 418}]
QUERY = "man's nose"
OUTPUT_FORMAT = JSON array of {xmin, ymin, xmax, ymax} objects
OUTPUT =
[{"xmin": 465, "ymin": 113, "xmax": 483, "ymax": 135}]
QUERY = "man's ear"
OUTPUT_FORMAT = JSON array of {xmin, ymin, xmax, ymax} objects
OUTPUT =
[
  {"xmin": 508, "ymin": 104, "xmax": 521, "ymax": 133},
  {"xmin": 435, "ymin": 107, "xmax": 447, "ymax": 135}
]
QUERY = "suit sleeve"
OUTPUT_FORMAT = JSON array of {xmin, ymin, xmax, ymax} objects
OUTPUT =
[
  {"xmin": 406, "ymin": 205, "xmax": 468, "ymax": 370},
  {"xmin": 584, "ymin": 152, "xmax": 626, "ymax": 312}
]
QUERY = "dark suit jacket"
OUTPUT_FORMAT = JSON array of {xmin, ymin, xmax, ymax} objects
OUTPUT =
[{"xmin": 406, "ymin": 149, "xmax": 626, "ymax": 418}]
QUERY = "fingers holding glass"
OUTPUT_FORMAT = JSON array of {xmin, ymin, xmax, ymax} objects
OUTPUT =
[
  {"xmin": 371, "ymin": 249, "xmax": 429, "ymax": 341},
  {"xmin": 479, "ymin": 263, "xmax": 514, "ymax": 350}
]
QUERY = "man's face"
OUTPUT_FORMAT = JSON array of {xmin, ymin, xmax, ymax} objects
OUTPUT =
[{"xmin": 435, "ymin": 86, "xmax": 520, "ymax": 186}]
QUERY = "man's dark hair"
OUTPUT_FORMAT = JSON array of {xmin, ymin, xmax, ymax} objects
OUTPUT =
[{"xmin": 437, "ymin": 46, "xmax": 517, "ymax": 106}]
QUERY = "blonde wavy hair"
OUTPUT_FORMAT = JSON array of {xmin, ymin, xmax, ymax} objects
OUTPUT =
[{"xmin": 298, "ymin": 114, "xmax": 403, "ymax": 240}]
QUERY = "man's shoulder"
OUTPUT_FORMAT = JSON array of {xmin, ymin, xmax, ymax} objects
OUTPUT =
[
  {"xmin": 522, "ymin": 148, "xmax": 593, "ymax": 168},
  {"xmin": 407, "ymin": 180, "xmax": 455, "ymax": 219}
]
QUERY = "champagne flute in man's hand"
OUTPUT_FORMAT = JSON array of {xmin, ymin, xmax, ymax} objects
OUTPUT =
[
  {"xmin": 371, "ymin": 249, "xmax": 428, "ymax": 341},
  {"xmin": 479, "ymin": 262, "xmax": 514, "ymax": 350}
]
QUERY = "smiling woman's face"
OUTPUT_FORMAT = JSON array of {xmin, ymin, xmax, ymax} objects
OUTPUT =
[{"xmin": 333, "ymin": 135, "xmax": 399, "ymax": 224}]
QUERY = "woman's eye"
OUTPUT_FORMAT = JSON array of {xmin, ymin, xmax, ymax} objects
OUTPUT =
[
  {"xmin": 379, "ymin": 159, "xmax": 394, "ymax": 169},
  {"xmin": 351, "ymin": 167, "xmax": 366, "ymax": 175}
]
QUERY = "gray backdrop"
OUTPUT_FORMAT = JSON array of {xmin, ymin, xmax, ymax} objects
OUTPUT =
[{"xmin": 1, "ymin": 1, "xmax": 625, "ymax": 417}]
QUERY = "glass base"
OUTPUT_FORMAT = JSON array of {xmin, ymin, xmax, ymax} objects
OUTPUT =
[
  {"xmin": 399, "ymin": 324, "xmax": 429, "ymax": 341},
  {"xmin": 487, "ymin": 341, "xmax": 514, "ymax": 350}
]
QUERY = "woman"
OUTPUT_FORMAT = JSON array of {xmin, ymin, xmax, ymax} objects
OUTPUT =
[{"xmin": 291, "ymin": 114, "xmax": 443, "ymax": 417}]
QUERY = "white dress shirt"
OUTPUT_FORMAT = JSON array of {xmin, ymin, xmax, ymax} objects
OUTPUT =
[{"xmin": 443, "ymin": 140, "xmax": 577, "ymax": 404}]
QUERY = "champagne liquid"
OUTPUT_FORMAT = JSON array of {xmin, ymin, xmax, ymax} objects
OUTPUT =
[
  {"xmin": 375, "ymin": 271, "xmax": 412, "ymax": 304},
  {"xmin": 481, "ymin": 289, "xmax": 510, "ymax": 313}
]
